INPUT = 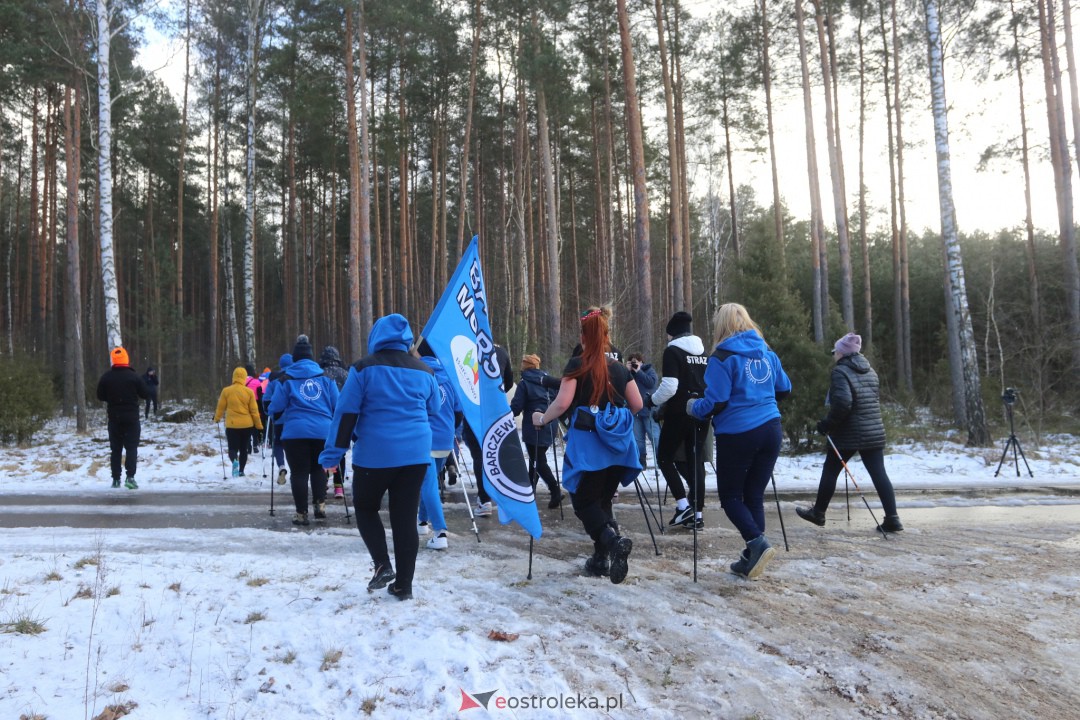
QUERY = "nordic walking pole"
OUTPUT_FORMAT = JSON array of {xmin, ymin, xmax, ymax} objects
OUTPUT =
[
  {"xmin": 636, "ymin": 470, "xmax": 665, "ymax": 535},
  {"xmin": 826, "ymin": 435, "xmax": 887, "ymax": 540},
  {"xmin": 770, "ymin": 474, "xmax": 789, "ymax": 551},
  {"xmin": 331, "ymin": 467, "xmax": 351, "ymax": 522},
  {"xmin": 527, "ymin": 537, "xmax": 534, "ymax": 580},
  {"xmin": 549, "ymin": 426, "xmax": 565, "ymax": 520},
  {"xmin": 845, "ymin": 466, "xmax": 851, "ymax": 521},
  {"xmin": 455, "ymin": 445, "xmax": 482, "ymax": 543},
  {"xmin": 633, "ymin": 476, "xmax": 661, "ymax": 555},
  {"xmin": 217, "ymin": 422, "xmax": 227, "ymax": 480},
  {"xmin": 688, "ymin": 409, "xmax": 701, "ymax": 583}
]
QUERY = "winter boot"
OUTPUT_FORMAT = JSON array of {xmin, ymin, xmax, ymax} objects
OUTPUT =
[
  {"xmin": 111, "ymin": 478, "xmax": 121, "ymax": 489},
  {"xmin": 277, "ymin": 467, "xmax": 288, "ymax": 485},
  {"xmin": 124, "ymin": 476, "xmax": 139, "ymax": 490},
  {"xmin": 313, "ymin": 502, "xmax": 327, "ymax": 520},
  {"xmin": 334, "ymin": 483, "xmax": 344, "ymax": 499},
  {"xmin": 584, "ymin": 542, "xmax": 610, "ymax": 577},
  {"xmin": 602, "ymin": 528, "xmax": 633, "ymax": 585},
  {"xmin": 446, "ymin": 463, "xmax": 458, "ymax": 486},
  {"xmin": 292, "ymin": 512, "xmax": 310, "ymax": 527},
  {"xmin": 877, "ymin": 515, "xmax": 904, "ymax": 533},
  {"xmin": 387, "ymin": 583, "xmax": 412, "ymax": 601},
  {"xmin": 730, "ymin": 549, "xmax": 751, "ymax": 577},
  {"xmin": 367, "ymin": 564, "xmax": 396, "ymax": 592},
  {"xmin": 548, "ymin": 484, "xmax": 563, "ymax": 509},
  {"xmin": 744, "ymin": 535, "xmax": 776, "ymax": 580},
  {"xmin": 796, "ymin": 506, "xmax": 826, "ymax": 527},
  {"xmin": 231, "ymin": 460, "xmax": 240, "ymax": 478}
]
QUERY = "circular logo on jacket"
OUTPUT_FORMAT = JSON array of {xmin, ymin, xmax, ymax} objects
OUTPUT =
[
  {"xmin": 481, "ymin": 412, "xmax": 533, "ymax": 503},
  {"xmin": 299, "ymin": 378, "xmax": 323, "ymax": 401},
  {"xmin": 744, "ymin": 358, "xmax": 772, "ymax": 384},
  {"xmin": 450, "ymin": 335, "xmax": 481, "ymax": 405}
]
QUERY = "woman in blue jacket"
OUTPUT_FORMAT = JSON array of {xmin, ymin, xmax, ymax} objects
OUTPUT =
[
  {"xmin": 510, "ymin": 353, "xmax": 562, "ymax": 508},
  {"xmin": 268, "ymin": 335, "xmax": 339, "ymax": 526},
  {"xmin": 688, "ymin": 303, "xmax": 792, "ymax": 580},
  {"xmin": 320, "ymin": 314, "xmax": 440, "ymax": 601}
]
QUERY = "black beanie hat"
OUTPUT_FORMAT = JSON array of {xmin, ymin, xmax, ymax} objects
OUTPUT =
[
  {"xmin": 292, "ymin": 334, "xmax": 314, "ymax": 361},
  {"xmin": 665, "ymin": 311, "xmax": 693, "ymax": 337}
]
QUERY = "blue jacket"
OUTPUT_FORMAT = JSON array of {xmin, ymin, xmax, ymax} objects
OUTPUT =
[
  {"xmin": 689, "ymin": 330, "xmax": 792, "ymax": 435},
  {"xmin": 267, "ymin": 358, "xmax": 339, "ymax": 440},
  {"xmin": 320, "ymin": 314, "xmax": 440, "ymax": 469},
  {"xmin": 421, "ymin": 355, "xmax": 460, "ymax": 452},
  {"xmin": 263, "ymin": 353, "xmax": 294, "ymax": 414},
  {"xmin": 629, "ymin": 363, "xmax": 658, "ymax": 419},
  {"xmin": 562, "ymin": 405, "xmax": 640, "ymax": 494},
  {"xmin": 510, "ymin": 368, "xmax": 556, "ymax": 447}
]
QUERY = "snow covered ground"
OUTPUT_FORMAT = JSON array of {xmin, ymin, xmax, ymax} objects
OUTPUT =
[{"xmin": 0, "ymin": 409, "xmax": 1078, "ymax": 719}]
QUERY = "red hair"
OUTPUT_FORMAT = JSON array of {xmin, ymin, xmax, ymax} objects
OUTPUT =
[{"xmin": 567, "ymin": 306, "xmax": 613, "ymax": 406}]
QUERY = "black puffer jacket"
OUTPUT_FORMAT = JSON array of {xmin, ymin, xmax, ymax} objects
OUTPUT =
[
  {"xmin": 319, "ymin": 346, "xmax": 350, "ymax": 389},
  {"xmin": 511, "ymin": 368, "xmax": 556, "ymax": 447},
  {"xmin": 821, "ymin": 353, "xmax": 886, "ymax": 450},
  {"xmin": 97, "ymin": 366, "xmax": 150, "ymax": 423}
]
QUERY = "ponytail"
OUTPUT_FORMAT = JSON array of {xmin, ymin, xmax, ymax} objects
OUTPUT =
[{"xmin": 567, "ymin": 306, "xmax": 614, "ymax": 406}]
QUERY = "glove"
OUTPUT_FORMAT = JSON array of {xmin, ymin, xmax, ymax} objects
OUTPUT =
[
  {"xmin": 816, "ymin": 419, "xmax": 830, "ymax": 435},
  {"xmin": 685, "ymin": 399, "xmax": 697, "ymax": 417}
]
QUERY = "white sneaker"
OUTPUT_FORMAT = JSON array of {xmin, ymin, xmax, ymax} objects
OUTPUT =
[
  {"xmin": 475, "ymin": 502, "xmax": 492, "ymax": 517},
  {"xmin": 426, "ymin": 532, "xmax": 448, "ymax": 550},
  {"xmin": 417, "ymin": 521, "xmax": 431, "ymax": 535}
]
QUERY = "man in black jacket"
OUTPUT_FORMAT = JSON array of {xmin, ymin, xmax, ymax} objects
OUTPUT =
[{"xmin": 97, "ymin": 347, "xmax": 150, "ymax": 489}]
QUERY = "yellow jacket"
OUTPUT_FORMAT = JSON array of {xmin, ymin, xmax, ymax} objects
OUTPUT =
[{"xmin": 214, "ymin": 367, "xmax": 264, "ymax": 429}]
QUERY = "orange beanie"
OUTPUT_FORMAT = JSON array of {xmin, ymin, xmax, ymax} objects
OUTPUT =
[{"xmin": 111, "ymin": 347, "xmax": 130, "ymax": 367}]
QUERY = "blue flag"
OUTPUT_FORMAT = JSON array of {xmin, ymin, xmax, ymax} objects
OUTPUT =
[{"xmin": 421, "ymin": 237, "xmax": 542, "ymax": 539}]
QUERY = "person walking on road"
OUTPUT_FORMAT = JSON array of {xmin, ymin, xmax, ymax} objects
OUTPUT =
[
  {"xmin": 214, "ymin": 367, "xmax": 264, "ymax": 478},
  {"xmin": 97, "ymin": 347, "xmax": 150, "ymax": 489},
  {"xmin": 796, "ymin": 333, "xmax": 903, "ymax": 534}
]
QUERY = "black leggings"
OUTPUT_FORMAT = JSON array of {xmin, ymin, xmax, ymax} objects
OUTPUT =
[
  {"xmin": 657, "ymin": 413, "xmax": 709, "ymax": 510},
  {"xmin": 463, "ymin": 424, "xmax": 489, "ymax": 503},
  {"xmin": 108, "ymin": 418, "xmax": 140, "ymax": 480},
  {"xmin": 569, "ymin": 466, "xmax": 623, "ymax": 544},
  {"xmin": 352, "ymin": 464, "xmax": 427, "ymax": 591},
  {"xmin": 813, "ymin": 446, "xmax": 898, "ymax": 517},
  {"xmin": 526, "ymin": 444, "xmax": 558, "ymax": 495},
  {"xmin": 225, "ymin": 427, "xmax": 252, "ymax": 472},
  {"xmin": 283, "ymin": 438, "xmax": 328, "ymax": 513}
]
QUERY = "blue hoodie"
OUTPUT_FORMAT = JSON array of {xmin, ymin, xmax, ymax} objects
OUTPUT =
[
  {"xmin": 267, "ymin": 358, "xmax": 339, "ymax": 440},
  {"xmin": 421, "ymin": 355, "xmax": 460, "ymax": 452},
  {"xmin": 263, "ymin": 353, "xmax": 293, "ymax": 411},
  {"xmin": 689, "ymin": 330, "xmax": 792, "ymax": 435},
  {"xmin": 320, "ymin": 314, "xmax": 441, "ymax": 469}
]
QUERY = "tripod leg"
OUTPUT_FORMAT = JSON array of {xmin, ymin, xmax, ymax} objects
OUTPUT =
[
  {"xmin": 994, "ymin": 437, "xmax": 1011, "ymax": 477},
  {"xmin": 1014, "ymin": 437, "xmax": 1034, "ymax": 478}
]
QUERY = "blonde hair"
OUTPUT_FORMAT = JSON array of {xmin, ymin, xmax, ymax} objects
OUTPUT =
[{"xmin": 712, "ymin": 303, "xmax": 763, "ymax": 344}]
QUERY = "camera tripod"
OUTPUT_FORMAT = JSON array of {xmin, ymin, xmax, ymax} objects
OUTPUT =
[{"xmin": 993, "ymin": 403, "xmax": 1033, "ymax": 478}]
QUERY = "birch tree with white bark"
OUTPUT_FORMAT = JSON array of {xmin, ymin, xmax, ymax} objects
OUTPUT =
[
  {"xmin": 95, "ymin": 0, "xmax": 123, "ymax": 349},
  {"xmin": 924, "ymin": 0, "xmax": 990, "ymax": 446},
  {"xmin": 242, "ymin": 0, "xmax": 266, "ymax": 364}
]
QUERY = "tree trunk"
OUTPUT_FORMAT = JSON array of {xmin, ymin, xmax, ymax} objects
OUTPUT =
[
  {"xmin": 175, "ymin": 0, "xmax": 190, "ymax": 395},
  {"xmin": 345, "ymin": 3, "xmax": 362, "ymax": 358},
  {"xmin": 96, "ymin": 0, "xmax": 122, "ymax": 349},
  {"xmin": 857, "ymin": 5, "xmax": 872, "ymax": 347},
  {"xmin": 64, "ymin": 82, "xmax": 87, "ymax": 431},
  {"xmin": 242, "ymin": 0, "xmax": 264, "ymax": 364},
  {"xmin": 795, "ymin": 0, "xmax": 825, "ymax": 343},
  {"xmin": 924, "ymin": 0, "xmax": 990, "ymax": 446},
  {"xmin": 654, "ymin": 0, "xmax": 684, "ymax": 311},
  {"xmin": 814, "ymin": 0, "xmax": 854, "ymax": 332},
  {"xmin": 893, "ymin": 0, "xmax": 912, "ymax": 391},
  {"xmin": 761, "ymin": 0, "xmax": 784, "ymax": 257},
  {"xmin": 1051, "ymin": 0, "xmax": 1080, "ymax": 370},
  {"xmin": 536, "ymin": 84, "xmax": 561, "ymax": 358},
  {"xmin": 617, "ymin": 0, "xmax": 653, "ymax": 358},
  {"xmin": 357, "ymin": 1, "xmax": 373, "ymax": 353},
  {"xmin": 456, "ymin": 0, "xmax": 483, "ymax": 260}
]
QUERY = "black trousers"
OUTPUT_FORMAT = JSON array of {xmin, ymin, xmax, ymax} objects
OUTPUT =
[
  {"xmin": 225, "ymin": 427, "xmax": 251, "ymax": 472},
  {"xmin": 569, "ymin": 466, "xmax": 624, "ymax": 544},
  {"xmin": 283, "ymin": 438, "xmax": 328, "ymax": 513},
  {"xmin": 108, "ymin": 418, "xmax": 140, "ymax": 480},
  {"xmin": 144, "ymin": 392, "xmax": 158, "ymax": 417},
  {"xmin": 657, "ymin": 413, "xmax": 709, "ymax": 510},
  {"xmin": 352, "ymin": 464, "xmax": 427, "ymax": 591},
  {"xmin": 463, "ymin": 424, "xmax": 489, "ymax": 503},
  {"xmin": 814, "ymin": 446, "xmax": 898, "ymax": 517},
  {"xmin": 525, "ymin": 444, "xmax": 558, "ymax": 495}
]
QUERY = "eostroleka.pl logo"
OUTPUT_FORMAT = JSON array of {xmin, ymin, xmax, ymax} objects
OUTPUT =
[{"xmin": 459, "ymin": 688, "xmax": 624, "ymax": 713}]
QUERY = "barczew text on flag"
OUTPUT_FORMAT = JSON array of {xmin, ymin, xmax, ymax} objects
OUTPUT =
[{"xmin": 421, "ymin": 236, "xmax": 542, "ymax": 539}]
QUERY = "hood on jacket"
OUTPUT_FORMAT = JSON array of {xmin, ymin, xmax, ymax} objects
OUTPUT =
[
  {"xmin": 668, "ymin": 334, "xmax": 705, "ymax": 356},
  {"xmin": 717, "ymin": 329, "xmax": 768, "ymax": 359},
  {"xmin": 279, "ymin": 353, "xmax": 293, "ymax": 369},
  {"xmin": 285, "ymin": 357, "xmax": 325, "ymax": 379},
  {"xmin": 319, "ymin": 346, "xmax": 344, "ymax": 367},
  {"xmin": 838, "ymin": 352, "xmax": 872, "ymax": 374},
  {"xmin": 420, "ymin": 355, "xmax": 451, "ymax": 384},
  {"xmin": 368, "ymin": 314, "xmax": 413, "ymax": 353},
  {"xmin": 231, "ymin": 367, "xmax": 248, "ymax": 384}
]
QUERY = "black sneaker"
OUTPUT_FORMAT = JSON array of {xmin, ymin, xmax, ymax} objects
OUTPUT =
[
  {"xmin": 124, "ymin": 477, "xmax": 139, "ymax": 490},
  {"xmin": 682, "ymin": 517, "xmax": 704, "ymax": 530},
  {"xmin": 387, "ymin": 583, "xmax": 412, "ymax": 601},
  {"xmin": 367, "ymin": 564, "xmax": 396, "ymax": 592},
  {"xmin": 668, "ymin": 505, "xmax": 694, "ymax": 526},
  {"xmin": 607, "ymin": 536, "xmax": 633, "ymax": 585},
  {"xmin": 547, "ymin": 490, "xmax": 563, "ymax": 509},
  {"xmin": 796, "ymin": 506, "xmax": 826, "ymax": 527},
  {"xmin": 877, "ymin": 515, "xmax": 904, "ymax": 533},
  {"xmin": 111, "ymin": 478, "xmax": 121, "ymax": 489}
]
